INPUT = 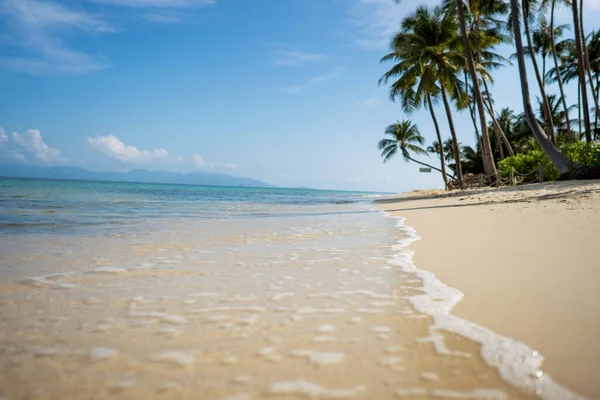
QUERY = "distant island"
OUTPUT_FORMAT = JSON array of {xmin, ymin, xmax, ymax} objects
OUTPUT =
[{"xmin": 0, "ymin": 165, "xmax": 274, "ymax": 188}]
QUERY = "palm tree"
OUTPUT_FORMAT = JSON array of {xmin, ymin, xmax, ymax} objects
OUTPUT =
[
  {"xmin": 381, "ymin": 6, "xmax": 466, "ymax": 186},
  {"xmin": 380, "ymin": 7, "xmax": 468, "ymax": 188},
  {"xmin": 520, "ymin": 0, "xmax": 557, "ymax": 144},
  {"xmin": 529, "ymin": 17, "xmax": 569, "ymax": 86},
  {"xmin": 544, "ymin": 0, "xmax": 574, "ymax": 140},
  {"xmin": 570, "ymin": 0, "xmax": 592, "ymax": 140},
  {"xmin": 536, "ymin": 94, "xmax": 577, "ymax": 141},
  {"xmin": 378, "ymin": 121, "xmax": 448, "ymax": 185},
  {"xmin": 509, "ymin": 0, "xmax": 572, "ymax": 174},
  {"xmin": 445, "ymin": 0, "xmax": 515, "ymax": 158},
  {"xmin": 453, "ymin": 0, "xmax": 499, "ymax": 183}
]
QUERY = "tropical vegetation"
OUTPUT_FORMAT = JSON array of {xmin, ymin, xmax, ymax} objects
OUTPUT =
[{"xmin": 377, "ymin": 0, "xmax": 600, "ymax": 189}]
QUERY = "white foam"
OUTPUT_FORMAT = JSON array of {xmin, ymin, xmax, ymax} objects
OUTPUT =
[
  {"xmin": 312, "ymin": 336, "xmax": 337, "ymax": 343},
  {"xmin": 369, "ymin": 326, "xmax": 391, "ymax": 333},
  {"xmin": 356, "ymin": 308, "xmax": 384, "ymax": 314},
  {"xmin": 431, "ymin": 389, "xmax": 508, "ymax": 399},
  {"xmin": 384, "ymin": 214, "xmax": 585, "ymax": 400},
  {"xmin": 385, "ymin": 345, "xmax": 403, "ymax": 353},
  {"xmin": 187, "ymin": 292, "xmax": 222, "ymax": 297},
  {"xmin": 268, "ymin": 380, "xmax": 365, "ymax": 398},
  {"xmin": 91, "ymin": 267, "xmax": 127, "ymax": 274},
  {"xmin": 257, "ymin": 347, "xmax": 276, "ymax": 356},
  {"xmin": 271, "ymin": 292, "xmax": 295, "ymax": 301},
  {"xmin": 127, "ymin": 307, "xmax": 188, "ymax": 325},
  {"xmin": 292, "ymin": 350, "xmax": 344, "ymax": 366},
  {"xmin": 193, "ymin": 306, "xmax": 266, "ymax": 313},
  {"xmin": 316, "ymin": 324, "xmax": 336, "ymax": 333},
  {"xmin": 368, "ymin": 301, "xmax": 396, "ymax": 307},
  {"xmin": 207, "ymin": 315, "xmax": 231, "ymax": 322},
  {"xmin": 90, "ymin": 347, "xmax": 118, "ymax": 361},
  {"xmin": 218, "ymin": 394, "xmax": 252, "ymax": 400},
  {"xmin": 395, "ymin": 388, "xmax": 427, "ymax": 398},
  {"xmin": 378, "ymin": 356, "xmax": 402, "ymax": 366},
  {"xmin": 116, "ymin": 380, "xmax": 137, "ymax": 389},
  {"xmin": 231, "ymin": 375, "xmax": 252, "ymax": 384},
  {"xmin": 222, "ymin": 356, "xmax": 238, "ymax": 365},
  {"xmin": 420, "ymin": 372, "xmax": 439, "ymax": 381},
  {"xmin": 152, "ymin": 351, "xmax": 195, "ymax": 366},
  {"xmin": 297, "ymin": 307, "xmax": 345, "ymax": 314}
]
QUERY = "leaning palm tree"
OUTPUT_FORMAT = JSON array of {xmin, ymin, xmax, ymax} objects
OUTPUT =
[
  {"xmin": 381, "ymin": 6, "xmax": 466, "ymax": 186},
  {"xmin": 378, "ymin": 121, "xmax": 448, "ymax": 186},
  {"xmin": 509, "ymin": 0, "xmax": 572, "ymax": 174}
]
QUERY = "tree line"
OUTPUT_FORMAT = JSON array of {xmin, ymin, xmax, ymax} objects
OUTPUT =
[{"xmin": 378, "ymin": 0, "xmax": 600, "ymax": 189}]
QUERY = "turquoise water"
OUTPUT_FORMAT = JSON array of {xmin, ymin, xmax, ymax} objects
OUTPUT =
[{"xmin": 0, "ymin": 178, "xmax": 383, "ymax": 234}]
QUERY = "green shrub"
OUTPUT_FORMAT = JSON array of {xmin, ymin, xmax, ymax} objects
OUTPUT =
[
  {"xmin": 498, "ymin": 141, "xmax": 600, "ymax": 182},
  {"xmin": 561, "ymin": 141, "xmax": 600, "ymax": 168},
  {"xmin": 498, "ymin": 150, "xmax": 560, "ymax": 181}
]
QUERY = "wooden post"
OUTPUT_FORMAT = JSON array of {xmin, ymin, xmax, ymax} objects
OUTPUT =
[
  {"xmin": 539, "ymin": 163, "xmax": 544, "ymax": 184},
  {"xmin": 509, "ymin": 167, "xmax": 515, "ymax": 186},
  {"xmin": 479, "ymin": 174, "xmax": 483, "ymax": 187}
]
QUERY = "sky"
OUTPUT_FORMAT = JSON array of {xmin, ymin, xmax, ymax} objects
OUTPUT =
[{"xmin": 0, "ymin": 0, "xmax": 599, "ymax": 192}]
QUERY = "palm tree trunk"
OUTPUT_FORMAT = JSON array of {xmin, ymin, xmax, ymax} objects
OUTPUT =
[
  {"xmin": 510, "ymin": 0, "xmax": 572, "ymax": 174},
  {"xmin": 550, "ymin": 0, "xmax": 573, "ymax": 141},
  {"xmin": 440, "ymin": 84, "xmax": 464, "ymax": 187},
  {"xmin": 481, "ymin": 77, "xmax": 515, "ymax": 157},
  {"xmin": 427, "ymin": 94, "xmax": 449, "ymax": 190},
  {"xmin": 542, "ymin": 55, "xmax": 546, "ymax": 87},
  {"xmin": 522, "ymin": 0, "xmax": 557, "ymax": 144},
  {"xmin": 465, "ymin": 71, "xmax": 481, "ymax": 141},
  {"xmin": 456, "ymin": 0, "xmax": 498, "ymax": 185},
  {"xmin": 596, "ymin": 74, "xmax": 600, "ymax": 135},
  {"xmin": 579, "ymin": 0, "xmax": 599, "ymax": 133},
  {"xmin": 572, "ymin": 0, "xmax": 592, "ymax": 141},
  {"xmin": 578, "ymin": 82, "xmax": 583, "ymax": 136}
]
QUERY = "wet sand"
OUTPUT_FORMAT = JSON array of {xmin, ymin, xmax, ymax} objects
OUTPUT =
[
  {"xmin": 377, "ymin": 180, "xmax": 600, "ymax": 399},
  {"xmin": 0, "ymin": 200, "xmax": 538, "ymax": 399}
]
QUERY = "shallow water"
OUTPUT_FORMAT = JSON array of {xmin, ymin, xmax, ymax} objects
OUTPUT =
[{"xmin": 0, "ymin": 178, "xmax": 541, "ymax": 399}]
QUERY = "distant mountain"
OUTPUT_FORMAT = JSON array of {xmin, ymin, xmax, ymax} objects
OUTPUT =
[{"xmin": 0, "ymin": 165, "xmax": 274, "ymax": 188}]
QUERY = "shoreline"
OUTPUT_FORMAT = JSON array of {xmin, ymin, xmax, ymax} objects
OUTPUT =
[{"xmin": 376, "ymin": 180, "xmax": 600, "ymax": 399}]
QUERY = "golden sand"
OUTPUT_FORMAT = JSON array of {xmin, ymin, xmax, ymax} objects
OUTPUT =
[{"xmin": 377, "ymin": 180, "xmax": 600, "ymax": 399}]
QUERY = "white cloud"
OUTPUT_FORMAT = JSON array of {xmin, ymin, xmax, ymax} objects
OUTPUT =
[
  {"xmin": 87, "ymin": 134, "xmax": 173, "ymax": 164},
  {"xmin": 11, "ymin": 129, "xmax": 62, "ymax": 162},
  {"xmin": 280, "ymin": 85, "xmax": 303, "ymax": 94},
  {"xmin": 274, "ymin": 51, "xmax": 327, "ymax": 66},
  {"xmin": 191, "ymin": 154, "xmax": 204, "ymax": 168},
  {"xmin": 0, "ymin": 127, "xmax": 7, "ymax": 142},
  {"xmin": 310, "ymin": 67, "xmax": 345, "ymax": 84},
  {"xmin": 0, "ymin": 0, "xmax": 113, "ymax": 75},
  {"xmin": 360, "ymin": 96, "xmax": 381, "ymax": 108},
  {"xmin": 12, "ymin": 152, "xmax": 26, "ymax": 162},
  {"xmin": 85, "ymin": 0, "xmax": 215, "ymax": 7},
  {"xmin": 143, "ymin": 13, "xmax": 181, "ymax": 23},
  {"xmin": 348, "ymin": 0, "xmax": 438, "ymax": 50},
  {"xmin": 0, "ymin": 0, "xmax": 218, "ymax": 74},
  {"xmin": 225, "ymin": 163, "xmax": 237, "ymax": 169}
]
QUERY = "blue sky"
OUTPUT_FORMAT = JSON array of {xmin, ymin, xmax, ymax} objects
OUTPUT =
[{"xmin": 0, "ymin": 0, "xmax": 599, "ymax": 192}]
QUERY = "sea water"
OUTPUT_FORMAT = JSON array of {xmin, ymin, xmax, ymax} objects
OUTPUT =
[{"xmin": 0, "ymin": 178, "xmax": 576, "ymax": 399}]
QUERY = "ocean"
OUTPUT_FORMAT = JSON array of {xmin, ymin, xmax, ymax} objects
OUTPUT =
[{"xmin": 0, "ymin": 178, "xmax": 569, "ymax": 399}]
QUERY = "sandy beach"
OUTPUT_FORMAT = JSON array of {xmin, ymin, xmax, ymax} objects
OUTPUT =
[{"xmin": 377, "ymin": 180, "xmax": 600, "ymax": 399}]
